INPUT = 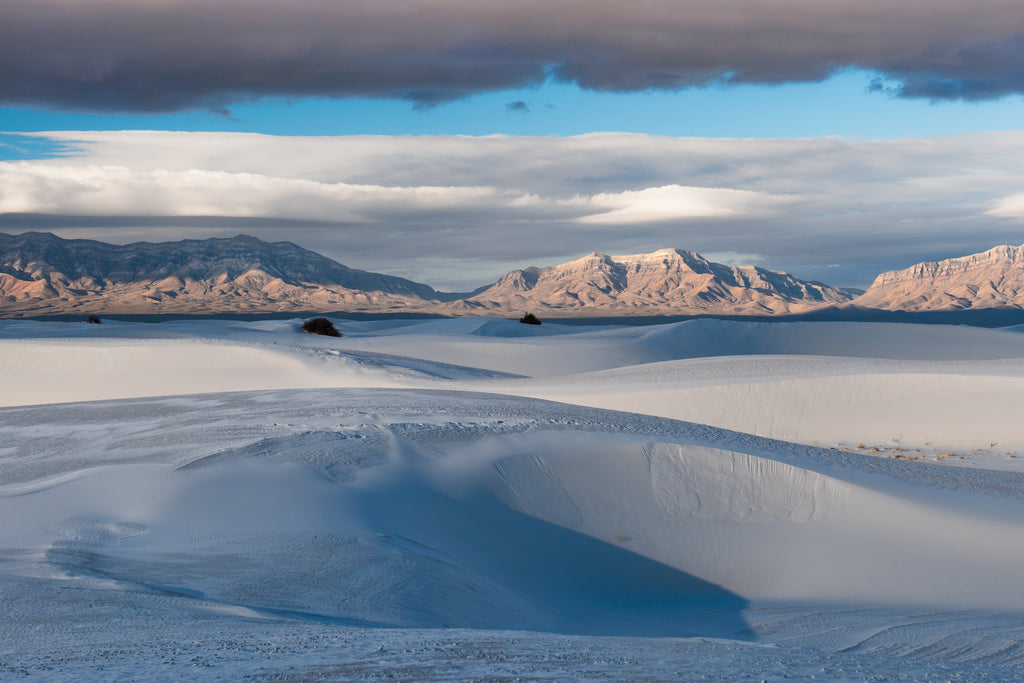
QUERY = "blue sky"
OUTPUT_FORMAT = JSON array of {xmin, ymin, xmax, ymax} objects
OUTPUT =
[{"xmin": 5, "ymin": 70, "xmax": 1024, "ymax": 144}]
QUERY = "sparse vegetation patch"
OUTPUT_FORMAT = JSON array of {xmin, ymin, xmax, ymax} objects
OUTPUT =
[
  {"xmin": 519, "ymin": 312, "xmax": 542, "ymax": 325},
  {"xmin": 301, "ymin": 317, "xmax": 342, "ymax": 337}
]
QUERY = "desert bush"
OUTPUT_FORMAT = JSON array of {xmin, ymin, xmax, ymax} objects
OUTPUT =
[
  {"xmin": 301, "ymin": 317, "xmax": 342, "ymax": 337},
  {"xmin": 86, "ymin": 315, "xmax": 102, "ymax": 324},
  {"xmin": 519, "ymin": 312, "xmax": 542, "ymax": 325}
]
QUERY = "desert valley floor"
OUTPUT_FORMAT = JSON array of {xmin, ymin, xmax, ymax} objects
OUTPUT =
[{"xmin": 3, "ymin": 316, "xmax": 1024, "ymax": 680}]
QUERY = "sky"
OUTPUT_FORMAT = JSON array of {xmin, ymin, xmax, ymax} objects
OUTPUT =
[{"xmin": 4, "ymin": 1, "xmax": 1024, "ymax": 291}]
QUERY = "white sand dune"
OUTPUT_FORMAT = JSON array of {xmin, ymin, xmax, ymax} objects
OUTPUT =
[
  {"xmin": 5, "ymin": 390, "xmax": 1024, "ymax": 621},
  {"xmin": 4, "ymin": 317, "xmax": 1024, "ymax": 462},
  {"xmin": 333, "ymin": 317, "xmax": 1024, "ymax": 376},
  {"xmin": 489, "ymin": 355, "xmax": 1024, "ymax": 461},
  {"xmin": 0, "ymin": 338, "xmax": 418, "ymax": 407},
  {"xmin": 12, "ymin": 316, "xmax": 1024, "ymax": 377},
  {"xmin": 4, "ymin": 317, "xmax": 1024, "ymax": 678}
]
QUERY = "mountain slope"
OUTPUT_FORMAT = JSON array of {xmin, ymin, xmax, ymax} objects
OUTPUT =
[
  {"xmin": 0, "ymin": 234, "xmax": 856, "ymax": 318},
  {"xmin": 854, "ymin": 244, "xmax": 1024, "ymax": 311},
  {"xmin": 0, "ymin": 232, "xmax": 442, "ymax": 316},
  {"xmin": 448, "ymin": 249, "xmax": 853, "ymax": 316}
]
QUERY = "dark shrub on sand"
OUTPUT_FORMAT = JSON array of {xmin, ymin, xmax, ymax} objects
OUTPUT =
[
  {"xmin": 519, "ymin": 313, "xmax": 542, "ymax": 325},
  {"xmin": 301, "ymin": 317, "xmax": 342, "ymax": 337}
]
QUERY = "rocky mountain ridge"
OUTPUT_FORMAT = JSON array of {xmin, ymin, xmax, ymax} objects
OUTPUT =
[
  {"xmin": 451, "ymin": 249, "xmax": 854, "ymax": 315},
  {"xmin": 5, "ymin": 231, "xmax": 1024, "ymax": 317},
  {"xmin": 0, "ymin": 232, "xmax": 444, "ymax": 316},
  {"xmin": 854, "ymin": 244, "xmax": 1024, "ymax": 311}
]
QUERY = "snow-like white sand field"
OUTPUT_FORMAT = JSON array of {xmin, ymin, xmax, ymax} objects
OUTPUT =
[{"xmin": 3, "ymin": 316, "xmax": 1024, "ymax": 680}]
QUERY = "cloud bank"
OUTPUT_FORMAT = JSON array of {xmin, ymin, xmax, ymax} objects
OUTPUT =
[
  {"xmin": 6, "ymin": 1, "xmax": 1024, "ymax": 112},
  {"xmin": 4, "ymin": 130, "xmax": 1024, "ymax": 289}
]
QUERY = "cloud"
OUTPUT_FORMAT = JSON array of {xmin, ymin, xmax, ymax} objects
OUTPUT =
[
  {"xmin": 702, "ymin": 251, "xmax": 766, "ymax": 267},
  {"xmin": 0, "ymin": 162, "xmax": 510, "ymax": 222},
  {"xmin": 575, "ymin": 185, "xmax": 797, "ymax": 224},
  {"xmin": 506, "ymin": 100, "xmax": 530, "ymax": 114},
  {"xmin": 0, "ymin": 164, "xmax": 794, "ymax": 227},
  {"xmin": 6, "ymin": 1, "xmax": 1024, "ymax": 112},
  {"xmin": 986, "ymin": 193, "xmax": 1024, "ymax": 218},
  {"xmin": 6, "ymin": 130, "xmax": 1024, "ymax": 289}
]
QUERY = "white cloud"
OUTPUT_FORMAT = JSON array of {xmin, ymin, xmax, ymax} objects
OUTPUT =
[
  {"xmin": 6, "ymin": 130, "xmax": 1024, "ymax": 289},
  {"xmin": 0, "ymin": 162, "xmax": 506, "ymax": 221},
  {"xmin": 986, "ymin": 193, "xmax": 1024, "ymax": 219},
  {"xmin": 575, "ymin": 185, "xmax": 797, "ymax": 224}
]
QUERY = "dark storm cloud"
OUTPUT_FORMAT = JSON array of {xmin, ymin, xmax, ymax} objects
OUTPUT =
[{"xmin": 6, "ymin": 0, "xmax": 1024, "ymax": 112}]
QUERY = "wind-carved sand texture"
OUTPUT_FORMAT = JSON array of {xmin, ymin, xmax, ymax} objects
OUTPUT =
[
  {"xmin": 493, "ymin": 454, "xmax": 584, "ymax": 529},
  {"xmin": 648, "ymin": 444, "xmax": 847, "ymax": 522}
]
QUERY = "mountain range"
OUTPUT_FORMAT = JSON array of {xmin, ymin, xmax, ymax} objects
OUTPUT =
[
  {"xmin": 854, "ymin": 244, "xmax": 1024, "ymax": 312},
  {"xmin": 0, "ymin": 232, "xmax": 445, "ymax": 317},
  {"xmin": 453, "ymin": 249, "xmax": 853, "ymax": 315},
  {"xmin": 2, "ymin": 231, "xmax": 1024, "ymax": 318}
]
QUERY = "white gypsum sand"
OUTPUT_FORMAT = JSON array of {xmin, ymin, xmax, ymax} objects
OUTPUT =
[{"xmin": 3, "ymin": 316, "xmax": 1024, "ymax": 680}]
